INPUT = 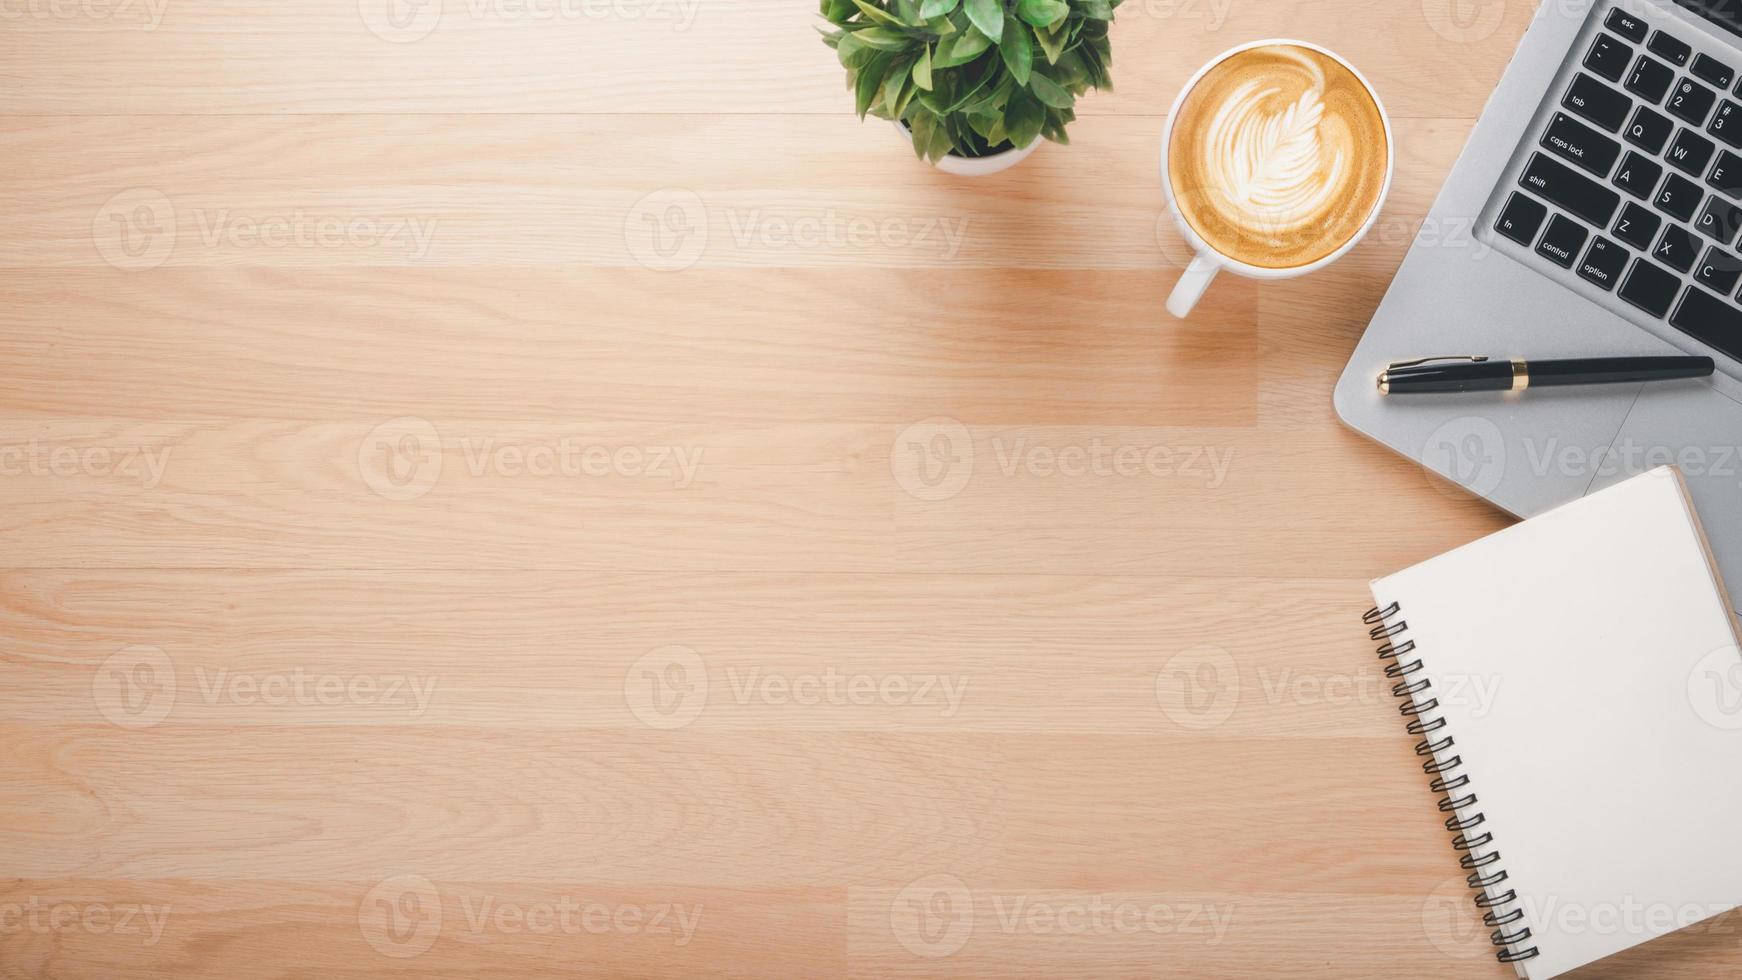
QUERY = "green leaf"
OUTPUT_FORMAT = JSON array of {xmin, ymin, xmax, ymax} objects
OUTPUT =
[
  {"xmin": 963, "ymin": 0, "xmax": 1002, "ymax": 45},
  {"xmin": 881, "ymin": 57, "xmax": 913, "ymax": 114},
  {"xmin": 999, "ymin": 17, "xmax": 1033, "ymax": 85},
  {"xmin": 912, "ymin": 44, "xmax": 933, "ymax": 90},
  {"xmin": 851, "ymin": 0, "xmax": 902, "ymax": 26},
  {"xmin": 855, "ymin": 54, "xmax": 889, "ymax": 117},
  {"xmin": 852, "ymin": 27, "xmax": 913, "ymax": 50},
  {"xmin": 1005, "ymin": 89, "xmax": 1045, "ymax": 148},
  {"xmin": 1027, "ymin": 71, "xmax": 1073, "ymax": 108},
  {"xmin": 935, "ymin": 25, "xmax": 992, "ymax": 65},
  {"xmin": 919, "ymin": 0, "xmax": 959, "ymax": 16},
  {"xmin": 1080, "ymin": 0, "xmax": 1112, "ymax": 18},
  {"xmin": 820, "ymin": 0, "xmax": 856, "ymax": 23},
  {"xmin": 1032, "ymin": 20, "xmax": 1065, "ymax": 64},
  {"xmin": 1016, "ymin": 0, "xmax": 1068, "ymax": 26}
]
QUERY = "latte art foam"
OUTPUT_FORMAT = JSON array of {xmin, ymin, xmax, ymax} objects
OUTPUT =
[{"xmin": 1169, "ymin": 45, "xmax": 1388, "ymax": 269}]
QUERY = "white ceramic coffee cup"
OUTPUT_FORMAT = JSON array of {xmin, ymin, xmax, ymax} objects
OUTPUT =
[{"xmin": 1160, "ymin": 39, "xmax": 1394, "ymax": 319}]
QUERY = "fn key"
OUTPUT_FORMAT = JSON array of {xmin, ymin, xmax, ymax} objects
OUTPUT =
[{"xmin": 1495, "ymin": 192, "xmax": 1547, "ymax": 246}]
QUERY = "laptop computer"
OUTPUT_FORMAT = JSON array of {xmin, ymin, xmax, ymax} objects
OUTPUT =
[{"xmin": 1337, "ymin": 0, "xmax": 1742, "ymax": 604}]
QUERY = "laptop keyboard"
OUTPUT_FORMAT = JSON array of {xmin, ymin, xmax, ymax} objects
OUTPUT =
[{"xmin": 1496, "ymin": 5, "xmax": 1742, "ymax": 361}]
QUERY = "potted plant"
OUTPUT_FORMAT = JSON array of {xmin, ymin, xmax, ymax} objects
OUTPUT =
[{"xmin": 820, "ymin": 0, "xmax": 1119, "ymax": 177}]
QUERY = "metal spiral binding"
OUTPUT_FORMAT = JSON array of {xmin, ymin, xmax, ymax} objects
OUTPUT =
[{"xmin": 1363, "ymin": 601, "xmax": 1541, "ymax": 965}]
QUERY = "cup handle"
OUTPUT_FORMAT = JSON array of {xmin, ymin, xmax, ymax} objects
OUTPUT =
[{"xmin": 1166, "ymin": 251, "xmax": 1221, "ymax": 319}]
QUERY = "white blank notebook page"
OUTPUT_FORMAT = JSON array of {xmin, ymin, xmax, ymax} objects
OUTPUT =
[{"xmin": 1371, "ymin": 466, "xmax": 1742, "ymax": 979}]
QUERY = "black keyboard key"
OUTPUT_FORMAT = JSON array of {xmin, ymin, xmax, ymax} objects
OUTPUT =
[
  {"xmin": 1578, "ymin": 236, "xmax": 1630, "ymax": 291},
  {"xmin": 1541, "ymin": 112, "xmax": 1623, "ymax": 176},
  {"xmin": 1620, "ymin": 258, "xmax": 1682, "ymax": 317},
  {"xmin": 1655, "ymin": 224, "xmax": 1702, "ymax": 271},
  {"xmin": 1695, "ymin": 53, "xmax": 1736, "ymax": 90},
  {"xmin": 1711, "ymin": 149, "xmax": 1742, "ymax": 197},
  {"xmin": 1657, "ymin": 172, "xmax": 1704, "ymax": 221},
  {"xmin": 1614, "ymin": 201, "xmax": 1662, "ymax": 249},
  {"xmin": 1696, "ymin": 246, "xmax": 1742, "ymax": 294},
  {"xmin": 1697, "ymin": 196, "xmax": 1742, "ymax": 242},
  {"xmin": 1671, "ymin": 284, "xmax": 1742, "ymax": 361},
  {"xmin": 1669, "ymin": 78, "xmax": 1718, "ymax": 126},
  {"xmin": 1711, "ymin": 100, "xmax": 1742, "ymax": 147},
  {"xmin": 1648, "ymin": 31, "xmax": 1692, "ymax": 68},
  {"xmin": 1667, "ymin": 128, "xmax": 1717, "ymax": 175},
  {"xmin": 1626, "ymin": 55, "xmax": 1676, "ymax": 104},
  {"xmin": 1585, "ymin": 33, "xmax": 1634, "ymax": 83},
  {"xmin": 1568, "ymin": 72, "xmax": 1634, "ymax": 130},
  {"xmin": 1613, "ymin": 151, "xmax": 1663, "ymax": 198},
  {"xmin": 1625, "ymin": 105, "xmax": 1674, "ymax": 153},
  {"xmin": 1538, "ymin": 214, "xmax": 1589, "ymax": 267},
  {"xmin": 1494, "ymin": 192, "xmax": 1547, "ymax": 246},
  {"xmin": 1606, "ymin": 8, "xmax": 1649, "ymax": 44},
  {"xmin": 1520, "ymin": 152, "xmax": 1622, "ymax": 226}
]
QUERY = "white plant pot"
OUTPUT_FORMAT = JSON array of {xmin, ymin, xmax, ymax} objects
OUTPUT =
[{"xmin": 893, "ymin": 121, "xmax": 1041, "ymax": 177}]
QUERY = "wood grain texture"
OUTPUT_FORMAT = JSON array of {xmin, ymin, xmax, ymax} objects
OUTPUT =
[{"xmin": 0, "ymin": 2, "xmax": 1688, "ymax": 978}]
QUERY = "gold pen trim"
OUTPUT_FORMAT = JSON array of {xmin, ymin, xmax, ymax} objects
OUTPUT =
[{"xmin": 1511, "ymin": 358, "xmax": 1529, "ymax": 391}]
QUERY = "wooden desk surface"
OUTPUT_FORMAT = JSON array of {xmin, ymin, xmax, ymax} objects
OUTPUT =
[{"xmin": 3, "ymin": 1, "xmax": 1737, "ymax": 977}]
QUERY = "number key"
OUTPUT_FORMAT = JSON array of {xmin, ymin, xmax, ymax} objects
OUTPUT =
[
  {"xmin": 1669, "ymin": 78, "xmax": 1718, "ymax": 126},
  {"xmin": 1627, "ymin": 55, "xmax": 1676, "ymax": 104},
  {"xmin": 1711, "ymin": 100, "xmax": 1742, "ymax": 148}
]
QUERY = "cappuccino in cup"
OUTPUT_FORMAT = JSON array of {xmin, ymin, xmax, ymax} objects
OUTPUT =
[{"xmin": 1161, "ymin": 41, "xmax": 1393, "ymax": 317}]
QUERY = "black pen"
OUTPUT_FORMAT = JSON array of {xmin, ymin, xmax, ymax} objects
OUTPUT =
[{"xmin": 1377, "ymin": 355, "xmax": 1714, "ymax": 394}]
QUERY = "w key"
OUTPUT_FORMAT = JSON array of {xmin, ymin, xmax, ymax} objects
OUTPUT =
[{"xmin": 1540, "ymin": 112, "xmax": 1622, "ymax": 176}]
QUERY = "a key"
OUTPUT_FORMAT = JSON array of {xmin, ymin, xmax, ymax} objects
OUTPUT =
[
  {"xmin": 1606, "ymin": 8, "xmax": 1649, "ymax": 44},
  {"xmin": 1494, "ymin": 192, "xmax": 1547, "ymax": 247},
  {"xmin": 1585, "ymin": 33, "xmax": 1633, "ymax": 84},
  {"xmin": 1570, "ymin": 71, "xmax": 1635, "ymax": 130},
  {"xmin": 1667, "ymin": 128, "xmax": 1717, "ymax": 176},
  {"xmin": 1711, "ymin": 100, "xmax": 1742, "ymax": 148},
  {"xmin": 1655, "ymin": 223, "xmax": 1702, "ymax": 271},
  {"xmin": 1612, "ymin": 150, "xmax": 1663, "ymax": 199},
  {"xmin": 1712, "ymin": 149, "xmax": 1742, "ymax": 198},
  {"xmin": 1625, "ymin": 105, "xmax": 1674, "ymax": 153},
  {"xmin": 1695, "ymin": 53, "xmax": 1735, "ymax": 90},
  {"xmin": 1696, "ymin": 196, "xmax": 1742, "ymax": 243},
  {"xmin": 1668, "ymin": 78, "xmax": 1718, "ymax": 126},
  {"xmin": 1619, "ymin": 258, "xmax": 1682, "ymax": 317},
  {"xmin": 1541, "ymin": 112, "xmax": 1623, "ymax": 176},
  {"xmin": 1695, "ymin": 246, "xmax": 1742, "ymax": 294},
  {"xmin": 1648, "ymin": 31, "xmax": 1692, "ymax": 68},
  {"xmin": 1520, "ymin": 152, "xmax": 1622, "ymax": 226},
  {"xmin": 1670, "ymin": 285, "xmax": 1742, "ymax": 360},
  {"xmin": 1538, "ymin": 214, "xmax": 1589, "ymax": 268},
  {"xmin": 1656, "ymin": 172, "xmax": 1704, "ymax": 221},
  {"xmin": 1613, "ymin": 201, "xmax": 1662, "ymax": 250},
  {"xmin": 1578, "ymin": 236, "xmax": 1630, "ymax": 291},
  {"xmin": 1626, "ymin": 55, "xmax": 1676, "ymax": 105}
]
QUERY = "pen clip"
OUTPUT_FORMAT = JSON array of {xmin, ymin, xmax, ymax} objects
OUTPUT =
[{"xmin": 1385, "ymin": 355, "xmax": 1490, "ymax": 369}]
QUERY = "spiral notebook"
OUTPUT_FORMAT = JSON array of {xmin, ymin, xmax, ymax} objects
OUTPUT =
[{"xmin": 1364, "ymin": 466, "xmax": 1742, "ymax": 978}]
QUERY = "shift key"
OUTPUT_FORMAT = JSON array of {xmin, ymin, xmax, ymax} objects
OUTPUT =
[{"xmin": 1519, "ymin": 152, "xmax": 1621, "ymax": 226}]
